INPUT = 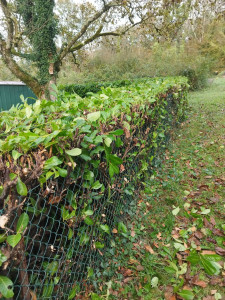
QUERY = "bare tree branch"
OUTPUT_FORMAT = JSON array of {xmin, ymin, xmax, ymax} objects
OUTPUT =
[
  {"xmin": 59, "ymin": 1, "xmax": 121, "ymax": 61},
  {"xmin": 0, "ymin": 0, "xmax": 14, "ymax": 49}
]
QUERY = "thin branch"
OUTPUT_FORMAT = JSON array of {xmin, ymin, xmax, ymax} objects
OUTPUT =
[
  {"xmin": 59, "ymin": 1, "xmax": 120, "ymax": 61},
  {"xmin": 0, "ymin": 0, "xmax": 14, "ymax": 49}
]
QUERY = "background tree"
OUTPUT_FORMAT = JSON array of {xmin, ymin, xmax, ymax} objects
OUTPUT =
[{"xmin": 0, "ymin": 0, "xmax": 152, "ymax": 98}]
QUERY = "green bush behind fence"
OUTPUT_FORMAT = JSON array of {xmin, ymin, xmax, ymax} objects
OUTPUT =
[{"xmin": 0, "ymin": 77, "xmax": 188, "ymax": 299}]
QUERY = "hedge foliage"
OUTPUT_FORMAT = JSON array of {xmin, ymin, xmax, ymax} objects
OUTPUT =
[
  {"xmin": 58, "ymin": 79, "xmax": 142, "ymax": 98},
  {"xmin": 0, "ymin": 77, "xmax": 188, "ymax": 299}
]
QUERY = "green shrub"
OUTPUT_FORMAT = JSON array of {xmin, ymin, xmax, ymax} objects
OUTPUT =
[
  {"xmin": 0, "ymin": 77, "xmax": 188, "ymax": 299},
  {"xmin": 58, "ymin": 79, "xmax": 136, "ymax": 97}
]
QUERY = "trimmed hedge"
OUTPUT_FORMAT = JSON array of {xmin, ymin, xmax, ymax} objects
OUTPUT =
[
  {"xmin": 57, "ymin": 78, "xmax": 152, "ymax": 98},
  {"xmin": 0, "ymin": 77, "xmax": 188, "ymax": 299}
]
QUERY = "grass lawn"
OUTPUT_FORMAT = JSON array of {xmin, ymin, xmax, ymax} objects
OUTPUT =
[{"xmin": 87, "ymin": 77, "xmax": 225, "ymax": 300}]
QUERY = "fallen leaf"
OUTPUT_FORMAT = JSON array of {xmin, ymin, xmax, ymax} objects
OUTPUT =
[
  {"xmin": 207, "ymin": 237, "xmax": 217, "ymax": 244},
  {"xmin": 131, "ymin": 231, "xmax": 135, "ymax": 237},
  {"xmin": 30, "ymin": 291, "xmax": 37, "ymax": 300},
  {"xmin": 215, "ymin": 247, "xmax": 225, "ymax": 256},
  {"xmin": 157, "ymin": 232, "xmax": 162, "ymax": 240},
  {"xmin": 123, "ymin": 269, "xmax": 133, "ymax": 277},
  {"xmin": 193, "ymin": 280, "xmax": 207, "ymax": 288},
  {"xmin": 210, "ymin": 216, "xmax": 216, "ymax": 226},
  {"xmin": 194, "ymin": 231, "xmax": 204, "ymax": 239},
  {"xmin": 204, "ymin": 218, "xmax": 213, "ymax": 230},
  {"xmin": 120, "ymin": 164, "xmax": 125, "ymax": 173},
  {"xmin": 202, "ymin": 250, "xmax": 216, "ymax": 255},
  {"xmin": 144, "ymin": 244, "xmax": 155, "ymax": 254},
  {"xmin": 136, "ymin": 265, "xmax": 144, "ymax": 271},
  {"xmin": 48, "ymin": 195, "xmax": 61, "ymax": 205},
  {"xmin": 191, "ymin": 226, "xmax": 197, "ymax": 232},
  {"xmin": 153, "ymin": 242, "xmax": 159, "ymax": 248},
  {"xmin": 198, "ymin": 184, "xmax": 209, "ymax": 191},
  {"xmin": 176, "ymin": 253, "xmax": 183, "ymax": 265},
  {"xmin": 129, "ymin": 259, "xmax": 139, "ymax": 265},
  {"xmin": 123, "ymin": 277, "xmax": 133, "ymax": 283},
  {"xmin": 209, "ymin": 276, "xmax": 222, "ymax": 285},
  {"xmin": 209, "ymin": 196, "xmax": 220, "ymax": 203},
  {"xmin": 213, "ymin": 228, "xmax": 224, "ymax": 236},
  {"xmin": 164, "ymin": 286, "xmax": 174, "ymax": 300}
]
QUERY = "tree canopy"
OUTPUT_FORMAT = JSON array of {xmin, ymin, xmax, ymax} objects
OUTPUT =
[
  {"xmin": 0, "ymin": 0, "xmax": 150, "ymax": 97},
  {"xmin": 0, "ymin": 0, "xmax": 224, "ymax": 98}
]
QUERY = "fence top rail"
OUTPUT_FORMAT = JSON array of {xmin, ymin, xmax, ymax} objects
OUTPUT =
[{"xmin": 0, "ymin": 81, "xmax": 25, "ymax": 85}]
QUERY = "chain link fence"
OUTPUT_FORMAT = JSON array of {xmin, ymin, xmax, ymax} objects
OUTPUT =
[{"xmin": 0, "ymin": 90, "xmax": 187, "ymax": 299}]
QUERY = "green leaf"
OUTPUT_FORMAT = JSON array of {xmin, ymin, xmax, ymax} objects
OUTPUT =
[
  {"xmin": 84, "ymin": 209, "xmax": 94, "ymax": 216},
  {"xmin": 42, "ymin": 279, "xmax": 54, "ymax": 298},
  {"xmin": 200, "ymin": 207, "xmax": 211, "ymax": 215},
  {"xmin": 87, "ymin": 267, "xmax": 94, "ymax": 278},
  {"xmin": 94, "ymin": 136, "xmax": 103, "ymax": 144},
  {"xmin": 91, "ymin": 293, "xmax": 102, "ymax": 300},
  {"xmin": 68, "ymin": 228, "xmax": 73, "ymax": 240},
  {"xmin": 100, "ymin": 224, "xmax": 110, "ymax": 234},
  {"xmin": 7, "ymin": 234, "xmax": 21, "ymax": 248},
  {"xmin": 65, "ymin": 148, "xmax": 82, "ymax": 156},
  {"xmin": 151, "ymin": 277, "xmax": 159, "ymax": 288},
  {"xmin": 16, "ymin": 178, "xmax": 28, "ymax": 196},
  {"xmin": 92, "ymin": 181, "xmax": 102, "ymax": 190},
  {"xmin": 25, "ymin": 106, "xmax": 32, "ymax": 118},
  {"xmin": 45, "ymin": 261, "xmax": 58, "ymax": 276},
  {"xmin": 84, "ymin": 217, "xmax": 94, "ymax": 226},
  {"xmin": 178, "ymin": 290, "xmax": 194, "ymax": 300},
  {"xmin": 0, "ymin": 276, "xmax": 14, "ymax": 298},
  {"xmin": 0, "ymin": 233, "xmax": 7, "ymax": 243},
  {"xmin": 12, "ymin": 150, "xmax": 22, "ymax": 160},
  {"xmin": 174, "ymin": 242, "xmax": 186, "ymax": 252},
  {"xmin": 9, "ymin": 173, "xmax": 17, "ymax": 180},
  {"xmin": 80, "ymin": 233, "xmax": 90, "ymax": 245},
  {"xmin": 172, "ymin": 207, "xmax": 180, "ymax": 216},
  {"xmin": 95, "ymin": 242, "xmax": 105, "ymax": 249},
  {"xmin": 57, "ymin": 167, "xmax": 68, "ymax": 177},
  {"xmin": 109, "ymin": 154, "xmax": 123, "ymax": 165},
  {"xmin": 200, "ymin": 255, "xmax": 222, "ymax": 275},
  {"xmin": 186, "ymin": 252, "xmax": 199, "ymax": 265},
  {"xmin": 87, "ymin": 111, "xmax": 101, "ymax": 122},
  {"xmin": 0, "ymin": 250, "xmax": 7, "ymax": 267},
  {"xmin": 104, "ymin": 137, "xmax": 112, "ymax": 147},
  {"xmin": 44, "ymin": 156, "xmax": 63, "ymax": 169},
  {"xmin": 68, "ymin": 287, "xmax": 77, "ymax": 300},
  {"xmin": 46, "ymin": 171, "xmax": 54, "ymax": 180},
  {"xmin": 118, "ymin": 222, "xmax": 127, "ymax": 234},
  {"xmin": 109, "ymin": 129, "xmax": 124, "ymax": 136},
  {"xmin": 16, "ymin": 213, "xmax": 29, "ymax": 233},
  {"xmin": 109, "ymin": 164, "xmax": 119, "ymax": 178}
]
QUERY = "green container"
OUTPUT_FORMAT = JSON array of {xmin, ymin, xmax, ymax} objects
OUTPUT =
[{"xmin": 0, "ymin": 81, "xmax": 36, "ymax": 111}]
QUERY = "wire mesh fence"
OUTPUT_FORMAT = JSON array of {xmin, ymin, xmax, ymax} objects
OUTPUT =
[{"xmin": 0, "ymin": 90, "xmax": 187, "ymax": 299}]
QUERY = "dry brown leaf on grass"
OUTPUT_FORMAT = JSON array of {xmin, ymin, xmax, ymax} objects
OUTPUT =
[
  {"xmin": 201, "ymin": 250, "xmax": 216, "ymax": 255},
  {"xmin": 192, "ymin": 280, "xmax": 208, "ymax": 288},
  {"xmin": 136, "ymin": 265, "xmax": 144, "ymax": 271},
  {"xmin": 144, "ymin": 244, "xmax": 155, "ymax": 254},
  {"xmin": 164, "ymin": 286, "xmax": 176, "ymax": 300},
  {"xmin": 131, "ymin": 230, "xmax": 135, "ymax": 237},
  {"xmin": 157, "ymin": 232, "xmax": 162, "ymax": 240},
  {"xmin": 215, "ymin": 247, "xmax": 225, "ymax": 256},
  {"xmin": 123, "ymin": 269, "xmax": 133, "ymax": 277}
]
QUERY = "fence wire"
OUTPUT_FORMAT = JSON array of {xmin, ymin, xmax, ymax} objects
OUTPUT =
[{"xmin": 0, "ymin": 93, "xmax": 185, "ymax": 300}]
